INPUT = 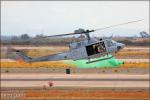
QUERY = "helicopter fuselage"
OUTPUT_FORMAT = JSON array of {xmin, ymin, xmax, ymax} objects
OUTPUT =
[
  {"xmin": 15, "ymin": 37, "xmax": 124, "ymax": 63},
  {"xmin": 67, "ymin": 38, "xmax": 124, "ymax": 60}
]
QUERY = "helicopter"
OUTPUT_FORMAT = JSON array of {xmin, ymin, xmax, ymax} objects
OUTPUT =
[{"xmin": 15, "ymin": 19, "xmax": 143, "ymax": 64}]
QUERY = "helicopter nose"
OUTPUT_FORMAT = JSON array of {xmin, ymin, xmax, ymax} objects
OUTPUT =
[{"xmin": 117, "ymin": 43, "xmax": 125, "ymax": 51}]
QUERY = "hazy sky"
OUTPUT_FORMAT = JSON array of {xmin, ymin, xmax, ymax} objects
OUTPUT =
[{"xmin": 1, "ymin": 1, "xmax": 149, "ymax": 37}]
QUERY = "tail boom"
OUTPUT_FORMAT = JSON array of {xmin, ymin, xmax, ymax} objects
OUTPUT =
[{"xmin": 15, "ymin": 50, "xmax": 71, "ymax": 63}]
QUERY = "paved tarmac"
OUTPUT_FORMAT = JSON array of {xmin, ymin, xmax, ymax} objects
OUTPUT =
[{"xmin": 1, "ymin": 73, "xmax": 149, "ymax": 88}]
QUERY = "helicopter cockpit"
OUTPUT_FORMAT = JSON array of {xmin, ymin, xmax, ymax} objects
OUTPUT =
[
  {"xmin": 106, "ymin": 40, "xmax": 116, "ymax": 47},
  {"xmin": 86, "ymin": 41, "xmax": 106, "ymax": 56}
]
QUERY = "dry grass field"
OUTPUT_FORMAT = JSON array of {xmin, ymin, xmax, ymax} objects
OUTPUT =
[
  {"xmin": 0, "ymin": 60, "xmax": 75, "ymax": 68},
  {"xmin": 121, "ymin": 62, "xmax": 149, "ymax": 68},
  {"xmin": 1, "ymin": 45, "xmax": 149, "ymax": 58},
  {"xmin": 0, "ymin": 46, "xmax": 69, "ymax": 58},
  {"xmin": 0, "ymin": 45, "xmax": 149, "ymax": 68},
  {"xmin": 115, "ymin": 51, "xmax": 149, "ymax": 59},
  {"xmin": 1, "ymin": 60, "xmax": 149, "ymax": 68}
]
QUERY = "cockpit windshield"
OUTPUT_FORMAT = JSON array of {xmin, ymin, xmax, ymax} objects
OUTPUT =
[
  {"xmin": 112, "ymin": 40, "xmax": 117, "ymax": 44},
  {"xmin": 107, "ymin": 40, "xmax": 116, "ymax": 47}
]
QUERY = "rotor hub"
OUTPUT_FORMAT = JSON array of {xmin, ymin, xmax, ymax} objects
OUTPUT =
[{"xmin": 74, "ymin": 28, "xmax": 94, "ymax": 40}]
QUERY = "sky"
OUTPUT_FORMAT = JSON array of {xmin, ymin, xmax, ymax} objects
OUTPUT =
[{"xmin": 1, "ymin": 1, "xmax": 149, "ymax": 37}]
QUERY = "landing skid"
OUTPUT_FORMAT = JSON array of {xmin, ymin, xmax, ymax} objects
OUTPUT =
[{"xmin": 86, "ymin": 55, "xmax": 113, "ymax": 64}]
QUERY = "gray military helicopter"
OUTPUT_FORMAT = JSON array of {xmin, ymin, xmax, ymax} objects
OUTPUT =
[{"xmin": 15, "ymin": 19, "xmax": 143, "ymax": 64}]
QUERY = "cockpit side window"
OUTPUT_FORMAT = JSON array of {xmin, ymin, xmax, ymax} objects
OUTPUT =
[
  {"xmin": 86, "ymin": 41, "xmax": 106, "ymax": 56},
  {"xmin": 112, "ymin": 40, "xmax": 117, "ymax": 44}
]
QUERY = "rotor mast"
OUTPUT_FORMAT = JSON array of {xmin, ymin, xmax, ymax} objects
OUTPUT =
[{"xmin": 74, "ymin": 28, "xmax": 94, "ymax": 40}]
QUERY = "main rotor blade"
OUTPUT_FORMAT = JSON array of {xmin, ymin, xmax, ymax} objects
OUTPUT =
[
  {"xmin": 94, "ymin": 19, "xmax": 144, "ymax": 31},
  {"xmin": 37, "ymin": 19, "xmax": 143, "ymax": 38},
  {"xmin": 46, "ymin": 32, "xmax": 81, "ymax": 38}
]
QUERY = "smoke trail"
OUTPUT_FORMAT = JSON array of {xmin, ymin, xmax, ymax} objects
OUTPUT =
[{"xmin": 64, "ymin": 55, "xmax": 124, "ymax": 68}]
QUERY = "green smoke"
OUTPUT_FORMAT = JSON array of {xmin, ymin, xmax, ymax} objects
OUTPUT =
[{"xmin": 64, "ymin": 55, "xmax": 124, "ymax": 68}]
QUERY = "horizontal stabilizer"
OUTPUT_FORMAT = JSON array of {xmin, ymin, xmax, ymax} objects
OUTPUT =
[{"xmin": 15, "ymin": 50, "xmax": 32, "ymax": 62}]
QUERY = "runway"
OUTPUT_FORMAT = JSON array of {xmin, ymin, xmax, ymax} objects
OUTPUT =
[{"xmin": 1, "ymin": 73, "xmax": 149, "ymax": 88}]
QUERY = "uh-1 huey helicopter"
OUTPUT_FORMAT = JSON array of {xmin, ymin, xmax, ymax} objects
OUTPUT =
[{"xmin": 15, "ymin": 19, "xmax": 143, "ymax": 64}]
